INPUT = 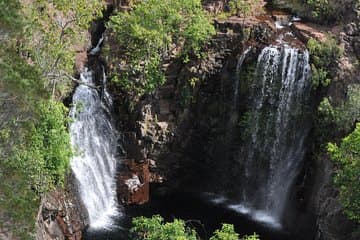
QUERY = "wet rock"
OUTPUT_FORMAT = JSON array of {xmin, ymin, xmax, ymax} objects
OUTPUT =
[
  {"xmin": 36, "ymin": 174, "xmax": 88, "ymax": 240},
  {"xmin": 117, "ymin": 160, "xmax": 151, "ymax": 205},
  {"xmin": 290, "ymin": 22, "xmax": 326, "ymax": 43},
  {"xmin": 75, "ymin": 51, "xmax": 88, "ymax": 75}
]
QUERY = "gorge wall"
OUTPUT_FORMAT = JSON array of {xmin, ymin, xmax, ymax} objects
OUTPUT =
[
  {"xmin": 105, "ymin": 2, "xmax": 359, "ymax": 240},
  {"xmin": 35, "ymin": 1, "xmax": 360, "ymax": 239}
]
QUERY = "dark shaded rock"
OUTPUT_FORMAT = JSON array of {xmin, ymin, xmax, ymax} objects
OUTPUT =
[
  {"xmin": 345, "ymin": 23, "xmax": 359, "ymax": 36},
  {"xmin": 36, "ymin": 173, "xmax": 88, "ymax": 240}
]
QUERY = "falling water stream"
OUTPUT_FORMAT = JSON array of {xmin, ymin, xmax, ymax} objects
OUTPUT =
[
  {"xmin": 70, "ymin": 18, "xmax": 312, "ymax": 238},
  {"xmin": 69, "ymin": 67, "xmax": 119, "ymax": 229},
  {"xmin": 232, "ymin": 45, "xmax": 311, "ymax": 228}
]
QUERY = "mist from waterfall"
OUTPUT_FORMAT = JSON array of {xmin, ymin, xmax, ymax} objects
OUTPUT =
[{"xmin": 69, "ymin": 68, "xmax": 119, "ymax": 229}]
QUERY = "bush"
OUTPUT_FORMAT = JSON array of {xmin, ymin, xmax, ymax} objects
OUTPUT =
[
  {"xmin": 11, "ymin": 100, "xmax": 72, "ymax": 192},
  {"xmin": 310, "ymin": 64, "xmax": 331, "ymax": 89},
  {"xmin": 307, "ymin": 37, "xmax": 342, "ymax": 89},
  {"xmin": 306, "ymin": 0, "xmax": 334, "ymax": 19},
  {"xmin": 327, "ymin": 124, "xmax": 360, "ymax": 223},
  {"xmin": 131, "ymin": 215, "xmax": 261, "ymax": 240},
  {"xmin": 130, "ymin": 215, "xmax": 197, "ymax": 240},
  {"xmin": 318, "ymin": 85, "xmax": 360, "ymax": 133},
  {"xmin": 229, "ymin": 0, "xmax": 260, "ymax": 19},
  {"xmin": 210, "ymin": 224, "xmax": 239, "ymax": 240},
  {"xmin": 107, "ymin": 0, "xmax": 215, "ymax": 96},
  {"xmin": 0, "ymin": 100, "xmax": 72, "ymax": 238}
]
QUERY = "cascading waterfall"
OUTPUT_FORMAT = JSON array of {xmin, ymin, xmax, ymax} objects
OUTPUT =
[
  {"xmin": 232, "ymin": 45, "xmax": 311, "ymax": 228},
  {"xmin": 69, "ymin": 67, "xmax": 119, "ymax": 229},
  {"xmin": 234, "ymin": 47, "xmax": 252, "ymax": 108}
]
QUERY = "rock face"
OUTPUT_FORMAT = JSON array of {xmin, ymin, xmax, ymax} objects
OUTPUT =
[
  {"xmin": 118, "ymin": 160, "xmax": 151, "ymax": 205},
  {"xmin": 36, "ymin": 174, "xmax": 88, "ymax": 240},
  {"xmin": 117, "ymin": 159, "xmax": 163, "ymax": 205},
  {"xmin": 269, "ymin": 0, "xmax": 356, "ymax": 23},
  {"xmin": 310, "ymin": 16, "xmax": 360, "ymax": 240}
]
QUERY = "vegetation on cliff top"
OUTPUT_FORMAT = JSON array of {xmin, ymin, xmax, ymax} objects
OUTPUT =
[
  {"xmin": 307, "ymin": 37, "xmax": 342, "ymax": 89},
  {"xmin": 328, "ymin": 124, "xmax": 360, "ymax": 223},
  {"xmin": 107, "ymin": 0, "xmax": 215, "ymax": 96},
  {"xmin": 0, "ymin": 0, "xmax": 104, "ymax": 238}
]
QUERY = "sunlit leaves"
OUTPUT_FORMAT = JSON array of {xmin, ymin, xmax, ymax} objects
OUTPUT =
[
  {"xmin": 210, "ymin": 224, "xmax": 239, "ymax": 240},
  {"xmin": 131, "ymin": 215, "xmax": 197, "ymax": 240},
  {"xmin": 328, "ymin": 124, "xmax": 360, "ymax": 223},
  {"xmin": 107, "ymin": 0, "xmax": 215, "ymax": 96},
  {"xmin": 131, "ymin": 216, "xmax": 261, "ymax": 240}
]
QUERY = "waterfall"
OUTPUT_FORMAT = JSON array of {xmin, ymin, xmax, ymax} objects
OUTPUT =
[
  {"xmin": 69, "ymin": 67, "xmax": 119, "ymax": 229},
  {"xmin": 234, "ymin": 47, "xmax": 252, "ymax": 108},
  {"xmin": 234, "ymin": 45, "xmax": 311, "ymax": 228}
]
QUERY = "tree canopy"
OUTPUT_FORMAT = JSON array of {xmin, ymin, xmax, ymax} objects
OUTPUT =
[{"xmin": 107, "ymin": 0, "xmax": 215, "ymax": 96}]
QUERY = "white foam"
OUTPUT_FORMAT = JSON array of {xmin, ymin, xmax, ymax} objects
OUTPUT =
[
  {"xmin": 226, "ymin": 204, "xmax": 282, "ymax": 230},
  {"xmin": 275, "ymin": 21, "xmax": 285, "ymax": 29}
]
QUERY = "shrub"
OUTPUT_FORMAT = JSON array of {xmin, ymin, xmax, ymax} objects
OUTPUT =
[
  {"xmin": 107, "ymin": 0, "xmax": 215, "ymax": 96},
  {"xmin": 130, "ymin": 215, "xmax": 197, "ymax": 240},
  {"xmin": 13, "ymin": 100, "xmax": 72, "ymax": 192},
  {"xmin": 327, "ymin": 124, "xmax": 360, "ymax": 223},
  {"xmin": 306, "ymin": 0, "xmax": 334, "ymax": 19},
  {"xmin": 229, "ymin": 0, "xmax": 260, "ymax": 19},
  {"xmin": 0, "ymin": 100, "xmax": 72, "ymax": 238},
  {"xmin": 210, "ymin": 224, "xmax": 239, "ymax": 240},
  {"xmin": 131, "ymin": 215, "xmax": 261, "ymax": 240},
  {"xmin": 318, "ymin": 85, "xmax": 360, "ymax": 133},
  {"xmin": 307, "ymin": 37, "xmax": 342, "ymax": 89}
]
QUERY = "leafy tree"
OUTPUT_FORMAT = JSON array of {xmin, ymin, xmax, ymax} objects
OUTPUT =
[
  {"xmin": 107, "ymin": 0, "xmax": 215, "ymax": 96},
  {"xmin": 19, "ymin": 0, "xmax": 105, "ymax": 98},
  {"xmin": 228, "ymin": 0, "xmax": 260, "ymax": 21},
  {"xmin": 307, "ymin": 37, "xmax": 342, "ymax": 89},
  {"xmin": 130, "ymin": 215, "xmax": 197, "ymax": 240},
  {"xmin": 327, "ymin": 124, "xmax": 360, "ymax": 223},
  {"xmin": 0, "ymin": 1, "xmax": 101, "ymax": 238},
  {"xmin": 0, "ymin": 100, "xmax": 72, "ymax": 238},
  {"xmin": 209, "ymin": 224, "xmax": 239, "ymax": 240},
  {"xmin": 0, "ymin": 0, "xmax": 22, "ymax": 33},
  {"xmin": 131, "ymin": 215, "xmax": 261, "ymax": 240},
  {"xmin": 317, "ymin": 85, "xmax": 360, "ymax": 134},
  {"xmin": 306, "ymin": 0, "xmax": 334, "ymax": 19}
]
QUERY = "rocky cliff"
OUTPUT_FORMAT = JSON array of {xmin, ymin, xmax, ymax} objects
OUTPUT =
[
  {"xmin": 33, "ymin": 1, "xmax": 360, "ymax": 239},
  {"xmin": 105, "ymin": 1, "xmax": 360, "ymax": 239}
]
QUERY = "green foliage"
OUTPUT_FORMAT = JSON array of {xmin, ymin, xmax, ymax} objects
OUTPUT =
[
  {"xmin": 242, "ymin": 233, "xmax": 261, "ymax": 240},
  {"xmin": 306, "ymin": 0, "xmax": 334, "ymax": 19},
  {"xmin": 131, "ymin": 215, "xmax": 261, "ymax": 240},
  {"xmin": 2, "ymin": 100, "xmax": 71, "ymax": 191},
  {"xmin": 107, "ymin": 0, "xmax": 215, "ymax": 96},
  {"xmin": 310, "ymin": 64, "xmax": 331, "ymax": 89},
  {"xmin": 318, "ymin": 97, "xmax": 335, "ymax": 123},
  {"xmin": 229, "ymin": 0, "xmax": 260, "ymax": 19},
  {"xmin": 0, "ymin": 100, "xmax": 72, "ymax": 238},
  {"xmin": 0, "ymin": 0, "xmax": 22, "ymax": 33},
  {"xmin": 318, "ymin": 85, "xmax": 360, "ymax": 133},
  {"xmin": 19, "ymin": 0, "xmax": 105, "ymax": 97},
  {"xmin": 0, "ymin": 164, "xmax": 39, "ymax": 239},
  {"xmin": 0, "ymin": 1, "xmax": 103, "ymax": 238},
  {"xmin": 307, "ymin": 37, "xmax": 342, "ymax": 89},
  {"xmin": 209, "ymin": 224, "xmax": 239, "ymax": 240},
  {"xmin": 327, "ymin": 124, "xmax": 360, "ymax": 223},
  {"xmin": 307, "ymin": 37, "xmax": 342, "ymax": 68},
  {"xmin": 131, "ymin": 215, "xmax": 197, "ymax": 240},
  {"xmin": 335, "ymin": 84, "xmax": 360, "ymax": 131}
]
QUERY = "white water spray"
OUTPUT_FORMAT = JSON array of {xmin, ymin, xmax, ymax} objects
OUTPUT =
[{"xmin": 69, "ymin": 68, "xmax": 119, "ymax": 229}]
